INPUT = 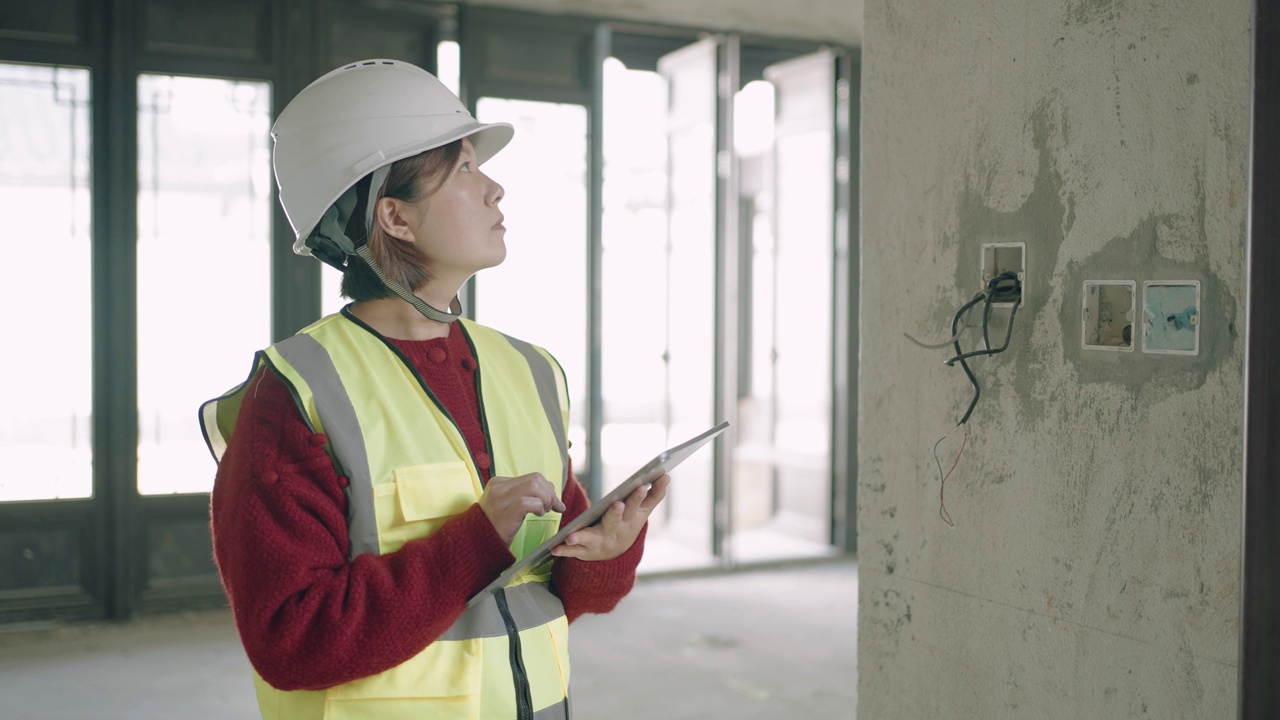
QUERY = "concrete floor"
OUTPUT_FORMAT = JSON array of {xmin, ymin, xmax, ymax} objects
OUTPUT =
[{"xmin": 0, "ymin": 559, "xmax": 857, "ymax": 720}]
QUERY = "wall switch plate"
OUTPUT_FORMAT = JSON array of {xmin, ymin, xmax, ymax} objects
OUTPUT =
[
  {"xmin": 1082, "ymin": 281, "xmax": 1136, "ymax": 351},
  {"xmin": 981, "ymin": 242, "xmax": 1025, "ymax": 306},
  {"xmin": 1142, "ymin": 281, "xmax": 1200, "ymax": 355}
]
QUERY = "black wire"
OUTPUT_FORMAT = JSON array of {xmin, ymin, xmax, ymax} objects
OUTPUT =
[
  {"xmin": 988, "ymin": 271, "xmax": 1022, "ymax": 301},
  {"xmin": 947, "ymin": 272, "xmax": 1023, "ymax": 425},
  {"xmin": 950, "ymin": 293, "xmax": 986, "ymax": 426},
  {"xmin": 982, "ymin": 283, "xmax": 994, "ymax": 351},
  {"xmin": 947, "ymin": 273, "xmax": 1022, "ymax": 365},
  {"xmin": 946, "ymin": 302, "xmax": 1021, "ymax": 364}
]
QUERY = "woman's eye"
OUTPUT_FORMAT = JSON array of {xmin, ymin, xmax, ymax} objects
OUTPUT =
[{"xmin": 459, "ymin": 162, "xmax": 472, "ymax": 173}]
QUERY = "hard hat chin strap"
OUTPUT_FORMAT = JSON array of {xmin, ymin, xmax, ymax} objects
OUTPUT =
[
  {"xmin": 355, "ymin": 244, "xmax": 464, "ymax": 323},
  {"xmin": 308, "ymin": 165, "xmax": 463, "ymax": 323},
  {"xmin": 358, "ymin": 166, "xmax": 462, "ymax": 323}
]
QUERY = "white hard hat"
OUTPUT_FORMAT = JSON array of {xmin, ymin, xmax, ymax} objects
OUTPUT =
[{"xmin": 272, "ymin": 58, "xmax": 513, "ymax": 260}]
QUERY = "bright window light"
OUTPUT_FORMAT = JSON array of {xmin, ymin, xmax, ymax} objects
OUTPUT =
[
  {"xmin": 0, "ymin": 63, "xmax": 93, "ymax": 501},
  {"xmin": 137, "ymin": 74, "xmax": 272, "ymax": 495}
]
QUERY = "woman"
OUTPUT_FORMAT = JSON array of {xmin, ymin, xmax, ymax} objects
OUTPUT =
[{"xmin": 202, "ymin": 59, "xmax": 667, "ymax": 720}]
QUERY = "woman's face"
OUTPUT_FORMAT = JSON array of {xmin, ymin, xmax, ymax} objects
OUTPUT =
[{"xmin": 403, "ymin": 138, "xmax": 506, "ymax": 283}]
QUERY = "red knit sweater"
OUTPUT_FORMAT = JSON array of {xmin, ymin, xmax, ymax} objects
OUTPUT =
[{"xmin": 209, "ymin": 321, "xmax": 644, "ymax": 691}]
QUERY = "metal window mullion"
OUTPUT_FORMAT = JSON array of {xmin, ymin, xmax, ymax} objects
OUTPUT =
[
  {"xmin": 831, "ymin": 48, "xmax": 859, "ymax": 552},
  {"xmin": 93, "ymin": 0, "xmax": 140, "ymax": 621},
  {"xmin": 584, "ymin": 23, "xmax": 609, "ymax": 501},
  {"xmin": 712, "ymin": 34, "xmax": 740, "ymax": 567},
  {"xmin": 271, "ymin": 0, "xmax": 319, "ymax": 340}
]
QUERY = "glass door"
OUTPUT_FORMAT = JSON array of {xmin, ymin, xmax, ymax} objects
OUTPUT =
[
  {"xmin": 647, "ymin": 37, "xmax": 721, "ymax": 570},
  {"xmin": 0, "ymin": 63, "xmax": 93, "ymax": 503},
  {"xmin": 599, "ymin": 56, "xmax": 671, "ymax": 542},
  {"xmin": 0, "ymin": 62, "xmax": 97, "ymax": 618},
  {"xmin": 136, "ymin": 74, "xmax": 273, "ymax": 496},
  {"xmin": 729, "ymin": 50, "xmax": 840, "ymax": 562}
]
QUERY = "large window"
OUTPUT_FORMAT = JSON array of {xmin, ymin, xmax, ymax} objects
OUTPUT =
[
  {"xmin": 732, "ymin": 58, "xmax": 836, "ymax": 561},
  {"xmin": 599, "ymin": 58, "xmax": 670, "ymax": 494},
  {"xmin": 136, "ymin": 74, "xmax": 272, "ymax": 495},
  {"xmin": 0, "ymin": 63, "xmax": 92, "ymax": 502},
  {"xmin": 598, "ymin": 42, "xmax": 844, "ymax": 570},
  {"xmin": 473, "ymin": 98, "xmax": 590, "ymax": 472}
]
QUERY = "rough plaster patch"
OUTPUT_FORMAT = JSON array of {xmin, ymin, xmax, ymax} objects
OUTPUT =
[{"xmin": 1058, "ymin": 214, "xmax": 1237, "ymax": 389}]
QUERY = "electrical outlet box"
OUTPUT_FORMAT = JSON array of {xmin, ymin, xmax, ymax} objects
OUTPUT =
[
  {"xmin": 1142, "ymin": 281, "xmax": 1200, "ymax": 355},
  {"xmin": 981, "ymin": 242, "xmax": 1025, "ymax": 306},
  {"xmin": 1082, "ymin": 281, "xmax": 1136, "ymax": 351}
]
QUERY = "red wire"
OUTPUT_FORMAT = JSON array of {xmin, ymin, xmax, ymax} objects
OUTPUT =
[
  {"xmin": 943, "ymin": 428, "xmax": 968, "ymax": 483},
  {"xmin": 939, "ymin": 427, "xmax": 968, "ymax": 526}
]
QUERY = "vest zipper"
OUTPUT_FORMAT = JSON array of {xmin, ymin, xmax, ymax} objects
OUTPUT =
[
  {"xmin": 465, "ymin": 327, "xmax": 533, "ymax": 717},
  {"xmin": 459, "ymin": 324, "xmax": 499, "ymax": 482},
  {"xmin": 495, "ymin": 588, "xmax": 535, "ymax": 720}
]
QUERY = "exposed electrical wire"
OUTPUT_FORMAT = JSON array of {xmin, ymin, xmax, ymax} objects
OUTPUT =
[
  {"xmin": 924, "ymin": 270, "xmax": 1023, "ymax": 525},
  {"xmin": 901, "ymin": 302, "xmax": 988, "ymax": 348},
  {"xmin": 902, "ymin": 331, "xmax": 961, "ymax": 349},
  {"xmin": 947, "ymin": 271, "xmax": 1022, "ymax": 426},
  {"xmin": 932, "ymin": 427, "xmax": 968, "ymax": 527}
]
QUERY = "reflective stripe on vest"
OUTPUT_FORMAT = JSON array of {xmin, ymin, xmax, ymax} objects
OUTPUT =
[
  {"xmin": 271, "ymin": 332, "xmax": 381, "ymax": 558},
  {"xmin": 534, "ymin": 698, "xmax": 571, "ymax": 720},
  {"xmin": 442, "ymin": 581, "xmax": 566, "ymax": 640},
  {"xmin": 201, "ymin": 310, "xmax": 573, "ymax": 720}
]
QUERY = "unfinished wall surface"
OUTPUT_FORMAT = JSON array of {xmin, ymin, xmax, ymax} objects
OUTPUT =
[
  {"xmin": 858, "ymin": 1, "xmax": 1249, "ymax": 717},
  {"xmin": 468, "ymin": 0, "xmax": 863, "ymax": 44}
]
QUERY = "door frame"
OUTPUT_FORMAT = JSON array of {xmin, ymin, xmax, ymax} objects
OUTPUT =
[{"xmin": 1241, "ymin": 0, "xmax": 1280, "ymax": 715}]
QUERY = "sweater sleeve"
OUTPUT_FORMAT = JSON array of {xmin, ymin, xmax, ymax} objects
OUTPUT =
[
  {"xmin": 550, "ymin": 467, "xmax": 647, "ymax": 622},
  {"xmin": 209, "ymin": 368, "xmax": 516, "ymax": 691}
]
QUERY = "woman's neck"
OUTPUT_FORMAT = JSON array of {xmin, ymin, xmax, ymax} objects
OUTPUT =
[{"xmin": 349, "ymin": 286, "xmax": 460, "ymax": 341}]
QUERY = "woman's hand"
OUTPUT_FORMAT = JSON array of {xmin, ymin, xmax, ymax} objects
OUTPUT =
[
  {"xmin": 480, "ymin": 472, "xmax": 566, "ymax": 546},
  {"xmin": 551, "ymin": 474, "xmax": 670, "ymax": 561}
]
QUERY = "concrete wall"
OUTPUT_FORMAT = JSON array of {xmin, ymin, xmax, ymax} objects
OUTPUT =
[
  {"xmin": 858, "ymin": 1, "xmax": 1249, "ymax": 718},
  {"xmin": 468, "ymin": 0, "xmax": 863, "ymax": 44}
]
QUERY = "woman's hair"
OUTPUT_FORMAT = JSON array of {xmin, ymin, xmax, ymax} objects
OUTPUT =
[{"xmin": 340, "ymin": 139, "xmax": 465, "ymax": 301}]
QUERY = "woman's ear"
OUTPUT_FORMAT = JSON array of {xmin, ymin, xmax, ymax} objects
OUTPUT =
[{"xmin": 374, "ymin": 196, "xmax": 417, "ymax": 244}]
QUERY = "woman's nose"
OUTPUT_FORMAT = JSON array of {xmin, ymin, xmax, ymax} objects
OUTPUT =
[{"xmin": 488, "ymin": 177, "xmax": 504, "ymax": 205}]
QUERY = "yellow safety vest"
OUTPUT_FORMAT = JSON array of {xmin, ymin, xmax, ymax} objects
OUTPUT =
[{"xmin": 201, "ymin": 308, "xmax": 573, "ymax": 720}]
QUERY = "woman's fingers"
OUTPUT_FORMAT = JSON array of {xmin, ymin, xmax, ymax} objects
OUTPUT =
[
  {"xmin": 481, "ymin": 472, "xmax": 566, "ymax": 543},
  {"xmin": 599, "ymin": 500, "xmax": 627, "ymax": 531},
  {"xmin": 639, "ymin": 475, "xmax": 670, "ymax": 512},
  {"xmin": 620, "ymin": 485, "xmax": 648, "ymax": 522}
]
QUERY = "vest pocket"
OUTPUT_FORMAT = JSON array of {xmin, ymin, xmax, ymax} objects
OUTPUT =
[
  {"xmin": 374, "ymin": 462, "xmax": 481, "ymax": 554},
  {"xmin": 510, "ymin": 515, "xmax": 561, "ymax": 565},
  {"xmin": 324, "ymin": 637, "xmax": 482, "ymax": 720}
]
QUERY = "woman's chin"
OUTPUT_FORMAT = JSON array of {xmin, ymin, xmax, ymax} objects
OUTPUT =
[{"xmin": 485, "ymin": 244, "xmax": 507, "ymax": 268}]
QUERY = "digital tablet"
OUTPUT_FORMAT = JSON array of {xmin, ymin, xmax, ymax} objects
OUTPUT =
[{"xmin": 467, "ymin": 421, "xmax": 730, "ymax": 607}]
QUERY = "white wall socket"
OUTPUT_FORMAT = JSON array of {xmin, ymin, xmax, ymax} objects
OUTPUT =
[
  {"xmin": 1142, "ymin": 280, "xmax": 1200, "ymax": 355},
  {"xmin": 1082, "ymin": 280, "xmax": 1136, "ymax": 351}
]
